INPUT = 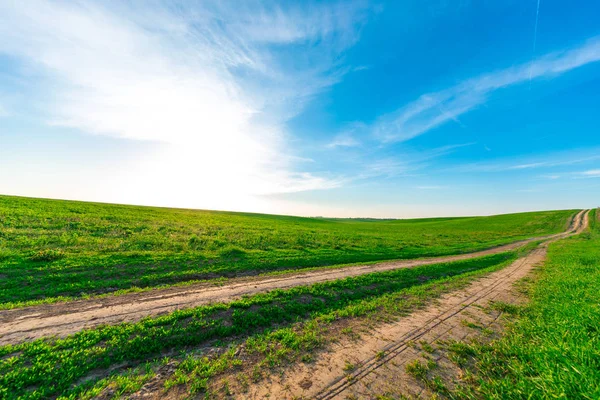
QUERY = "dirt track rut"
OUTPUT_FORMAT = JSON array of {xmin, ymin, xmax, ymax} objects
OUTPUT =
[
  {"xmin": 244, "ymin": 209, "xmax": 588, "ymax": 399},
  {"xmin": 0, "ymin": 211, "xmax": 587, "ymax": 346}
]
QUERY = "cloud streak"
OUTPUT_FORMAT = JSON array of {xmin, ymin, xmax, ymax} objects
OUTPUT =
[
  {"xmin": 356, "ymin": 142, "xmax": 474, "ymax": 180},
  {"xmin": 579, "ymin": 169, "xmax": 600, "ymax": 178},
  {"xmin": 373, "ymin": 36, "xmax": 600, "ymax": 143},
  {"xmin": 0, "ymin": 0, "xmax": 368, "ymax": 200},
  {"xmin": 452, "ymin": 147, "xmax": 600, "ymax": 173},
  {"xmin": 326, "ymin": 134, "xmax": 361, "ymax": 148}
]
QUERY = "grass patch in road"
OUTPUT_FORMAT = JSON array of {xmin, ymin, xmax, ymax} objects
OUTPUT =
[
  {"xmin": 405, "ymin": 359, "xmax": 434, "ymax": 381},
  {"xmin": 0, "ymin": 195, "xmax": 576, "ymax": 306},
  {"xmin": 450, "ymin": 209, "xmax": 600, "ymax": 399},
  {"xmin": 0, "ymin": 252, "xmax": 519, "ymax": 399}
]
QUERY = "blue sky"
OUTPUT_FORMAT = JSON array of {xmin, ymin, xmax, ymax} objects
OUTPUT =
[{"xmin": 1, "ymin": 0, "xmax": 599, "ymax": 217}]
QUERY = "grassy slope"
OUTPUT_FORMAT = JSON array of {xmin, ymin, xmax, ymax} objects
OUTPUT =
[
  {"xmin": 454, "ymin": 208, "xmax": 600, "ymax": 399},
  {"xmin": 0, "ymin": 195, "xmax": 575, "ymax": 305}
]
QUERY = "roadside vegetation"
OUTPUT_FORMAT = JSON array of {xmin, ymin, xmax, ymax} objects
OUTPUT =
[
  {"xmin": 446, "ymin": 208, "xmax": 600, "ymax": 399},
  {"xmin": 0, "ymin": 195, "xmax": 575, "ymax": 306},
  {"xmin": 0, "ymin": 251, "xmax": 520, "ymax": 399}
]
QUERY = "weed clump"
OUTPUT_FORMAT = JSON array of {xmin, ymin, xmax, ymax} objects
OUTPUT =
[
  {"xmin": 28, "ymin": 249, "xmax": 64, "ymax": 262},
  {"xmin": 218, "ymin": 246, "xmax": 247, "ymax": 259},
  {"xmin": 405, "ymin": 359, "xmax": 431, "ymax": 380},
  {"xmin": 188, "ymin": 234, "xmax": 205, "ymax": 249}
]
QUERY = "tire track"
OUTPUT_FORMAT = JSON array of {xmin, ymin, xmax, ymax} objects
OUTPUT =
[
  {"xmin": 314, "ymin": 249, "xmax": 538, "ymax": 400},
  {"xmin": 311, "ymin": 210, "xmax": 588, "ymax": 400},
  {"xmin": 0, "ymin": 211, "xmax": 585, "ymax": 346}
]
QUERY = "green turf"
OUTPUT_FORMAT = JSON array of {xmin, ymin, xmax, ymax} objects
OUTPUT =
[
  {"xmin": 0, "ymin": 251, "xmax": 520, "ymax": 399},
  {"xmin": 450, "ymin": 209, "xmax": 600, "ymax": 399},
  {"xmin": 0, "ymin": 195, "xmax": 576, "ymax": 306}
]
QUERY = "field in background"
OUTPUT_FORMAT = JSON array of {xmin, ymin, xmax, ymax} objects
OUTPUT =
[{"xmin": 0, "ymin": 195, "xmax": 575, "ymax": 306}]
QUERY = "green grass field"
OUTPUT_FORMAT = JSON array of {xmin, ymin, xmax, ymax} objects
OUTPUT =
[
  {"xmin": 0, "ymin": 196, "xmax": 589, "ymax": 399},
  {"xmin": 0, "ymin": 195, "xmax": 575, "ymax": 306},
  {"xmin": 0, "ymin": 251, "xmax": 521, "ymax": 399},
  {"xmin": 451, "ymin": 208, "xmax": 600, "ymax": 399}
]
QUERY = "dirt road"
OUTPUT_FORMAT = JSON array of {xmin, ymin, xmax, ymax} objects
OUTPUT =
[
  {"xmin": 242, "ymin": 209, "xmax": 589, "ymax": 399},
  {"xmin": 0, "ymin": 210, "xmax": 587, "ymax": 346}
]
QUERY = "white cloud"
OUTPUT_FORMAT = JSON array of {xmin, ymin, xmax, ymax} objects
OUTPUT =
[
  {"xmin": 0, "ymin": 0, "xmax": 366, "ymax": 203},
  {"xmin": 541, "ymin": 174, "xmax": 562, "ymax": 180},
  {"xmin": 373, "ymin": 36, "xmax": 600, "ymax": 143},
  {"xmin": 357, "ymin": 142, "xmax": 474, "ymax": 180},
  {"xmin": 364, "ymin": 158, "xmax": 413, "ymax": 178},
  {"xmin": 453, "ymin": 147, "xmax": 600, "ymax": 173},
  {"xmin": 326, "ymin": 133, "xmax": 360, "ymax": 148},
  {"xmin": 579, "ymin": 169, "xmax": 600, "ymax": 178}
]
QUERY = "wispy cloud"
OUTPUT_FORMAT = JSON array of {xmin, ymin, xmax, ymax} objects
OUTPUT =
[
  {"xmin": 352, "ymin": 65, "xmax": 370, "ymax": 72},
  {"xmin": 363, "ymin": 158, "xmax": 414, "ymax": 178},
  {"xmin": 0, "ymin": 0, "xmax": 368, "ymax": 199},
  {"xmin": 453, "ymin": 147, "xmax": 600, "ymax": 173},
  {"xmin": 540, "ymin": 174, "xmax": 562, "ymax": 180},
  {"xmin": 326, "ymin": 133, "xmax": 360, "ymax": 148},
  {"xmin": 373, "ymin": 36, "xmax": 600, "ymax": 143},
  {"xmin": 358, "ymin": 142, "xmax": 474, "ymax": 180},
  {"xmin": 579, "ymin": 169, "xmax": 600, "ymax": 178},
  {"xmin": 538, "ymin": 169, "xmax": 600, "ymax": 181}
]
